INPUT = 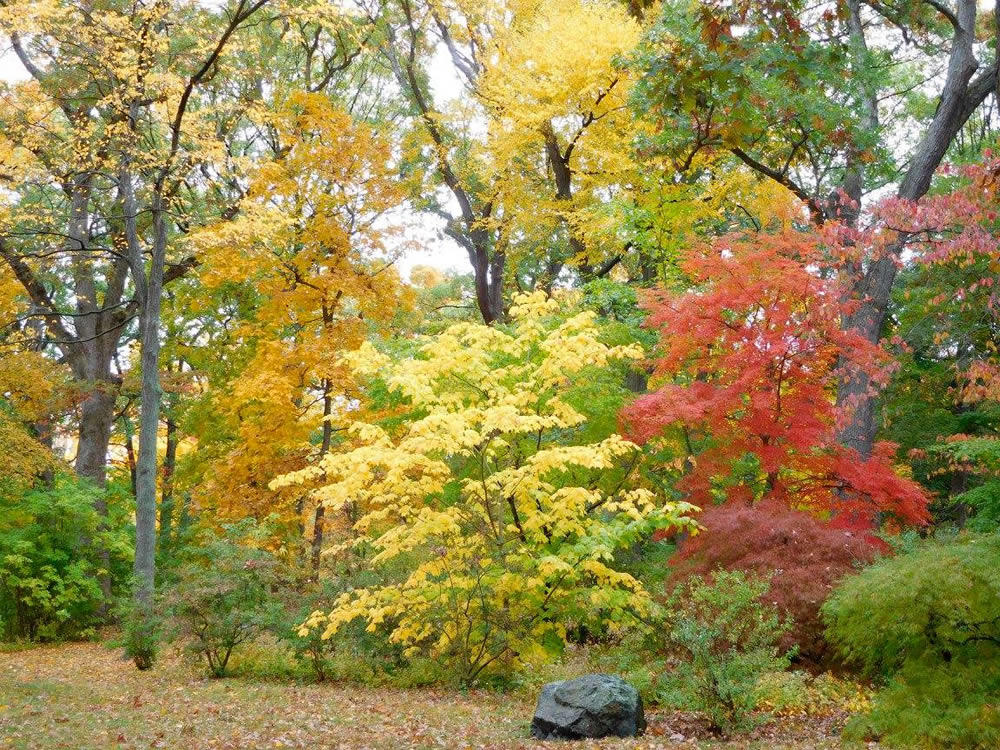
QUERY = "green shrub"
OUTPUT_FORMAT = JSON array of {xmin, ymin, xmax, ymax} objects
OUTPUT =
[
  {"xmin": 659, "ymin": 570, "xmax": 792, "ymax": 735},
  {"xmin": 118, "ymin": 597, "xmax": 162, "ymax": 670},
  {"xmin": 0, "ymin": 476, "xmax": 131, "ymax": 641},
  {"xmin": 165, "ymin": 520, "xmax": 283, "ymax": 677},
  {"xmin": 822, "ymin": 533, "xmax": 1000, "ymax": 676},
  {"xmin": 227, "ymin": 638, "xmax": 305, "ymax": 680},
  {"xmin": 845, "ymin": 661, "xmax": 1000, "ymax": 749},
  {"xmin": 823, "ymin": 533, "xmax": 1000, "ymax": 748}
]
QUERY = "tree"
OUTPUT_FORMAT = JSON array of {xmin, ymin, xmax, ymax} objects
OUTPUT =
[
  {"xmin": 369, "ymin": 0, "xmax": 679, "ymax": 322},
  {"xmin": 0, "ymin": 0, "xmax": 286, "ymax": 617},
  {"xmin": 879, "ymin": 155, "xmax": 1000, "ymax": 527},
  {"xmin": 274, "ymin": 292, "xmax": 697, "ymax": 682},
  {"xmin": 666, "ymin": 501, "xmax": 886, "ymax": 665},
  {"xmin": 622, "ymin": 228, "xmax": 929, "ymax": 527},
  {"xmin": 184, "ymin": 91, "xmax": 411, "ymax": 569},
  {"xmin": 633, "ymin": 0, "xmax": 1000, "ymax": 459}
]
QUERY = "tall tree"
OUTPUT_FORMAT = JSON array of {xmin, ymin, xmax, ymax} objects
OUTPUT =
[
  {"xmin": 0, "ymin": 0, "xmax": 279, "ymax": 616},
  {"xmin": 179, "ymin": 92, "xmax": 410, "ymax": 570},
  {"xmin": 634, "ymin": 0, "xmax": 1000, "ymax": 458},
  {"xmin": 369, "ymin": 0, "xmax": 673, "ymax": 322}
]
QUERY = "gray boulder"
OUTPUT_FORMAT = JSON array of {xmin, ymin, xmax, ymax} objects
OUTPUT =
[{"xmin": 530, "ymin": 674, "xmax": 645, "ymax": 740}]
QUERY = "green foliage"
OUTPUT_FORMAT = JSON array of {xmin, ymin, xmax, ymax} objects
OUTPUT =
[
  {"xmin": 0, "ymin": 476, "xmax": 131, "ymax": 641},
  {"xmin": 957, "ymin": 480, "xmax": 1000, "ymax": 531},
  {"xmin": 165, "ymin": 520, "xmax": 283, "ymax": 677},
  {"xmin": 659, "ymin": 571, "xmax": 792, "ymax": 735},
  {"xmin": 824, "ymin": 534, "xmax": 1000, "ymax": 748},
  {"xmin": 822, "ymin": 534, "xmax": 1000, "ymax": 676},
  {"xmin": 844, "ymin": 661, "xmax": 1000, "ymax": 749},
  {"xmin": 115, "ymin": 594, "xmax": 162, "ymax": 671}
]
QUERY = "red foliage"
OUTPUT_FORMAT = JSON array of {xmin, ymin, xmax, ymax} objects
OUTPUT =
[
  {"xmin": 622, "ymin": 229, "xmax": 929, "ymax": 527},
  {"xmin": 668, "ymin": 502, "xmax": 887, "ymax": 666}
]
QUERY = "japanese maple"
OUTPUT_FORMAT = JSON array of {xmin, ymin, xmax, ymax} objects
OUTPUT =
[{"xmin": 623, "ymin": 229, "xmax": 929, "ymax": 527}]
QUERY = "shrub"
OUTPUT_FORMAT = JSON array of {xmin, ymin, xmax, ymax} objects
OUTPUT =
[
  {"xmin": 273, "ymin": 293, "xmax": 697, "ymax": 684},
  {"xmin": 753, "ymin": 671, "xmax": 872, "ymax": 716},
  {"xmin": 165, "ymin": 521, "xmax": 283, "ymax": 677},
  {"xmin": 668, "ymin": 501, "xmax": 884, "ymax": 666},
  {"xmin": 118, "ymin": 598, "xmax": 162, "ymax": 670},
  {"xmin": 844, "ymin": 661, "xmax": 1000, "ymax": 749},
  {"xmin": 0, "ymin": 476, "xmax": 131, "ymax": 641},
  {"xmin": 823, "ymin": 534, "xmax": 1000, "ymax": 748},
  {"xmin": 822, "ymin": 533, "xmax": 1000, "ymax": 676},
  {"xmin": 286, "ymin": 609, "xmax": 338, "ymax": 681},
  {"xmin": 659, "ymin": 570, "xmax": 792, "ymax": 735}
]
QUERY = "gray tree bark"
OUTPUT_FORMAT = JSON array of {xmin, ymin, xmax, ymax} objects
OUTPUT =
[{"xmin": 835, "ymin": 0, "xmax": 999, "ymax": 458}]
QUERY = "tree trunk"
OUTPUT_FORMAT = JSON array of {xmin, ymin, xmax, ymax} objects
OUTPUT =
[
  {"xmin": 834, "ymin": 0, "xmax": 996, "ymax": 458},
  {"xmin": 132, "ymin": 189, "xmax": 168, "ymax": 607},
  {"xmin": 76, "ymin": 383, "xmax": 117, "ymax": 607},
  {"xmin": 310, "ymin": 383, "xmax": 335, "ymax": 581},
  {"xmin": 159, "ymin": 413, "xmax": 178, "ymax": 557},
  {"xmin": 76, "ymin": 385, "xmax": 117, "ymax": 487}
]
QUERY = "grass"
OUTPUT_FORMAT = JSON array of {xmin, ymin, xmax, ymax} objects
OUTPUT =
[{"xmin": 1, "ymin": 640, "xmax": 852, "ymax": 749}]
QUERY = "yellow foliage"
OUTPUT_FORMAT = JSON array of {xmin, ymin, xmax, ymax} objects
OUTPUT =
[
  {"xmin": 275, "ymin": 292, "xmax": 697, "ymax": 681},
  {"xmin": 183, "ymin": 92, "xmax": 413, "ymax": 524}
]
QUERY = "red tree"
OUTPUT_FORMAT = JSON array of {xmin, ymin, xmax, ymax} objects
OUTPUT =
[
  {"xmin": 667, "ymin": 502, "xmax": 887, "ymax": 666},
  {"xmin": 623, "ymin": 229, "xmax": 929, "ymax": 528}
]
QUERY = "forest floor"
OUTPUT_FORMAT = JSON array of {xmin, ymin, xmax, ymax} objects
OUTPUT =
[{"xmin": 0, "ymin": 641, "xmax": 855, "ymax": 750}]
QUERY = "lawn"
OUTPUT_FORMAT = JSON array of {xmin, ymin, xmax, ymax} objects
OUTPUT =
[{"xmin": 0, "ymin": 641, "xmax": 853, "ymax": 749}]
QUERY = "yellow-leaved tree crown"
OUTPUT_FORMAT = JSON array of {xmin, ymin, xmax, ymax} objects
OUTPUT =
[{"xmin": 272, "ymin": 291, "xmax": 697, "ymax": 682}]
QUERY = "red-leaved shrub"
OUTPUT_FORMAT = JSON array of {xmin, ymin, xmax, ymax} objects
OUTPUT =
[{"xmin": 667, "ymin": 502, "xmax": 887, "ymax": 668}]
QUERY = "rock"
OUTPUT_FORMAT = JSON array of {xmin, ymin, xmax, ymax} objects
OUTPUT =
[{"xmin": 530, "ymin": 674, "xmax": 645, "ymax": 740}]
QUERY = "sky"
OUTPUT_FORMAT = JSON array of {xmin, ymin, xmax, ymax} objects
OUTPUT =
[{"xmin": 0, "ymin": 43, "xmax": 470, "ymax": 281}]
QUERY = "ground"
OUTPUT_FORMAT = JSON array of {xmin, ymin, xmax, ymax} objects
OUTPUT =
[{"xmin": 0, "ymin": 642, "xmax": 851, "ymax": 749}]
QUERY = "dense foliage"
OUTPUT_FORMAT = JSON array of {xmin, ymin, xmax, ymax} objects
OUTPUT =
[
  {"xmin": 623, "ymin": 229, "xmax": 929, "ymax": 528},
  {"xmin": 668, "ymin": 502, "xmax": 885, "ymax": 666},
  {"xmin": 823, "ymin": 534, "xmax": 1000, "ymax": 747},
  {"xmin": 0, "ymin": 477, "xmax": 131, "ymax": 641},
  {"xmin": 164, "ymin": 522, "xmax": 283, "ymax": 677},
  {"xmin": 275, "ymin": 293, "xmax": 698, "ymax": 682},
  {"xmin": 661, "ymin": 571, "xmax": 792, "ymax": 735}
]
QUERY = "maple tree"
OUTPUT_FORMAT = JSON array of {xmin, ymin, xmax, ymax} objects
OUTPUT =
[
  {"xmin": 183, "ymin": 91, "xmax": 411, "ymax": 569},
  {"xmin": 634, "ymin": 0, "xmax": 1000, "ymax": 462},
  {"xmin": 622, "ymin": 228, "xmax": 929, "ymax": 527},
  {"xmin": 274, "ymin": 292, "xmax": 697, "ymax": 681},
  {"xmin": 667, "ymin": 501, "xmax": 886, "ymax": 666}
]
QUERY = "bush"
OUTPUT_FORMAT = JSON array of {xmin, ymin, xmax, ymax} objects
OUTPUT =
[
  {"xmin": 660, "ymin": 570, "xmax": 792, "ymax": 735},
  {"xmin": 823, "ymin": 533, "xmax": 1000, "ymax": 748},
  {"xmin": 668, "ymin": 501, "xmax": 885, "ymax": 666},
  {"xmin": 165, "ymin": 521, "xmax": 283, "ymax": 677},
  {"xmin": 114, "ymin": 596, "xmax": 162, "ymax": 670},
  {"xmin": 844, "ymin": 661, "xmax": 1000, "ymax": 749},
  {"xmin": 0, "ymin": 476, "xmax": 132, "ymax": 641},
  {"xmin": 822, "ymin": 533, "xmax": 1000, "ymax": 676},
  {"xmin": 273, "ymin": 293, "xmax": 697, "ymax": 684}
]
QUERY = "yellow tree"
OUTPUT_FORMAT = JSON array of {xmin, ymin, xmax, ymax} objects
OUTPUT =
[
  {"xmin": 477, "ymin": 0, "xmax": 642, "ymax": 284},
  {"xmin": 374, "ymin": 0, "xmax": 651, "ymax": 320},
  {"xmin": 0, "ymin": 272, "xmax": 59, "ymax": 484},
  {"xmin": 186, "ymin": 92, "xmax": 411, "ymax": 571},
  {"xmin": 275, "ymin": 292, "xmax": 697, "ymax": 681}
]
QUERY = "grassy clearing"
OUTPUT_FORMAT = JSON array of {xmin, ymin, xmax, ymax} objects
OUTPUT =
[{"xmin": 0, "ymin": 641, "xmax": 850, "ymax": 749}]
